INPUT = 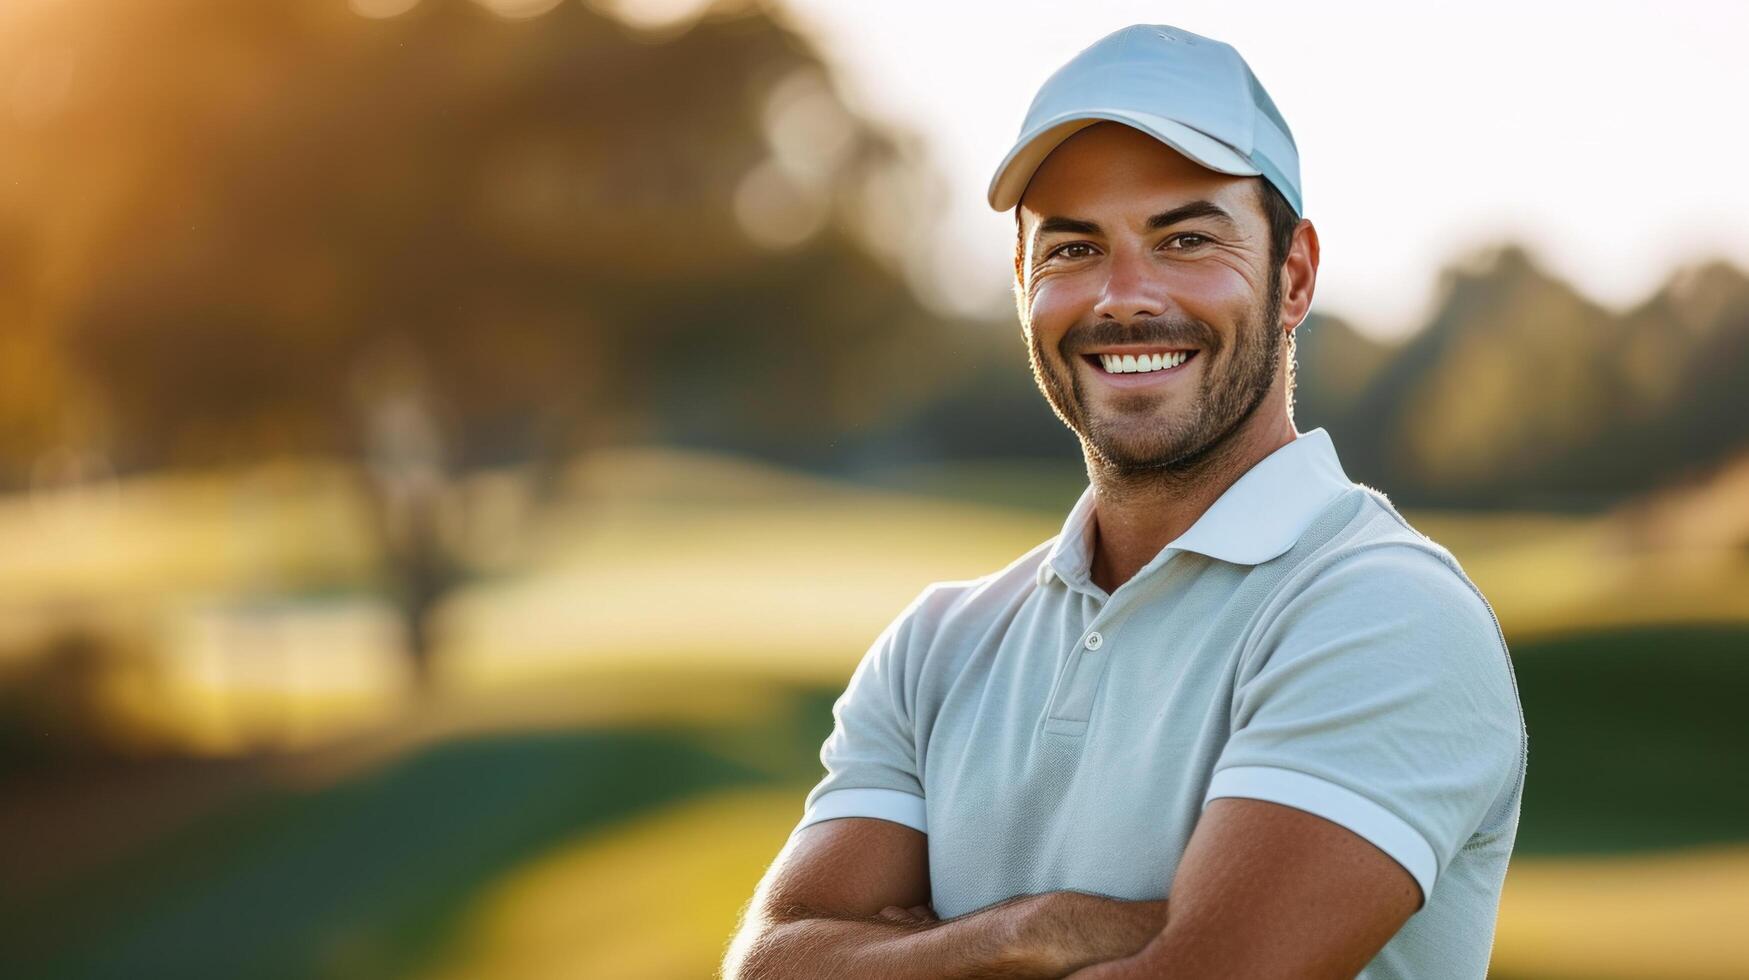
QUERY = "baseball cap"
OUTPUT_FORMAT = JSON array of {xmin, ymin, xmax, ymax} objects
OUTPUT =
[{"xmin": 987, "ymin": 24, "xmax": 1302, "ymax": 217}]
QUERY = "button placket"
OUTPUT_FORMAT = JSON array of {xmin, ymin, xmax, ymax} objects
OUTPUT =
[
  {"xmin": 1044, "ymin": 568, "xmax": 1172, "ymax": 736},
  {"xmin": 1045, "ymin": 615, "xmax": 1121, "ymax": 733}
]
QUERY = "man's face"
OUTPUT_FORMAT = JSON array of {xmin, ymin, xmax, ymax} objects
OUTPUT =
[{"xmin": 1016, "ymin": 122, "xmax": 1285, "ymax": 475}]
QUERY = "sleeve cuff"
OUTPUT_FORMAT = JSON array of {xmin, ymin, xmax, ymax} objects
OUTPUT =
[
  {"xmin": 1203, "ymin": 765, "xmax": 1438, "ymax": 905},
  {"xmin": 794, "ymin": 787, "xmax": 927, "ymax": 835}
]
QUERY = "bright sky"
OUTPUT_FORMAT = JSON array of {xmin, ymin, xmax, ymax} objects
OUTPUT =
[{"xmin": 769, "ymin": 0, "xmax": 1749, "ymax": 339}]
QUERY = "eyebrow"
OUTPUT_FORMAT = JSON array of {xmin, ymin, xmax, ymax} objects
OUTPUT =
[{"xmin": 1033, "ymin": 200, "xmax": 1238, "ymax": 241}]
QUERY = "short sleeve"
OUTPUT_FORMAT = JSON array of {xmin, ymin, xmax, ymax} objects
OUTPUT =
[
  {"xmin": 791, "ymin": 591, "xmax": 931, "ymax": 837},
  {"xmin": 1203, "ymin": 544, "xmax": 1524, "ymax": 908}
]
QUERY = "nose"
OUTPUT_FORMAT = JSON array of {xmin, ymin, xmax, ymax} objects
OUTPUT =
[{"xmin": 1091, "ymin": 243, "xmax": 1167, "ymax": 323}]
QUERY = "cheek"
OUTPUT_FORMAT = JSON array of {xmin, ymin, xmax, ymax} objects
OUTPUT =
[
  {"xmin": 1172, "ymin": 264, "xmax": 1261, "ymax": 321},
  {"xmin": 1026, "ymin": 279, "xmax": 1085, "ymax": 346}
]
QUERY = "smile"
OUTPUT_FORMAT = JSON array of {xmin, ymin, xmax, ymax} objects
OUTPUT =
[
  {"xmin": 1091, "ymin": 350, "xmax": 1194, "ymax": 374},
  {"xmin": 1080, "ymin": 349, "xmax": 1200, "ymax": 382}
]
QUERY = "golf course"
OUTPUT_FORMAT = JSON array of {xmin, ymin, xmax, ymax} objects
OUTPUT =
[{"xmin": 2, "ymin": 447, "xmax": 1745, "ymax": 979}]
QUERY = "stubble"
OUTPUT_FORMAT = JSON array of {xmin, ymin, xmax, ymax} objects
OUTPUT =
[{"xmin": 1026, "ymin": 280, "xmax": 1284, "ymax": 484}]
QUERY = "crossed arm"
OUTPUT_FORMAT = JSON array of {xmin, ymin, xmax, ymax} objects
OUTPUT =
[
  {"xmin": 722, "ymin": 796, "xmax": 1421, "ymax": 979},
  {"xmin": 720, "ymin": 813, "xmax": 1166, "ymax": 979}
]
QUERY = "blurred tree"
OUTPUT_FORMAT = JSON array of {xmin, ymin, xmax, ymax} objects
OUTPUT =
[
  {"xmin": 0, "ymin": 0, "xmax": 957, "ymax": 685},
  {"xmin": 1334, "ymin": 246, "xmax": 1749, "ymax": 509},
  {"xmin": 1288, "ymin": 311, "xmax": 1396, "ymax": 434},
  {"xmin": 0, "ymin": 0, "xmax": 1742, "ymax": 665}
]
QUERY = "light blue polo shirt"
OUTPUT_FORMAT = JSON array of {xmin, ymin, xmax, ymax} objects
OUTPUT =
[{"xmin": 792, "ymin": 428, "xmax": 1528, "ymax": 979}]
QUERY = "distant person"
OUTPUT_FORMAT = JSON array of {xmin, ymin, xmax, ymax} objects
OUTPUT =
[{"xmin": 725, "ymin": 23, "xmax": 1526, "ymax": 980}]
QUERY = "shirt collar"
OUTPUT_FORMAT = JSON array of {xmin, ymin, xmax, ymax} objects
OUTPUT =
[{"xmin": 1037, "ymin": 428, "xmax": 1354, "ymax": 589}]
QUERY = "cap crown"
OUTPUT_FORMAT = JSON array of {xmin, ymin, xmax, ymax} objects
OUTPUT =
[{"xmin": 990, "ymin": 24, "xmax": 1302, "ymax": 216}]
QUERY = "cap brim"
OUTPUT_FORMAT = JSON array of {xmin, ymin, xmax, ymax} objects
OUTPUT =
[{"xmin": 986, "ymin": 109, "xmax": 1261, "ymax": 212}]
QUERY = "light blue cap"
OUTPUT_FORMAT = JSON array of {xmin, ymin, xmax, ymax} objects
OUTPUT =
[{"xmin": 987, "ymin": 24, "xmax": 1302, "ymax": 216}]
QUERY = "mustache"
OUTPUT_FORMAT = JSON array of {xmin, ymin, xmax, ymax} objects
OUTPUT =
[{"xmin": 1059, "ymin": 316, "xmax": 1216, "ymax": 357}]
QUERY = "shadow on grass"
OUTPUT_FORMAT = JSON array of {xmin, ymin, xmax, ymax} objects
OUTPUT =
[
  {"xmin": 1509, "ymin": 623, "xmax": 1749, "ymax": 855},
  {"xmin": 0, "ymin": 704, "xmax": 835, "ymax": 980}
]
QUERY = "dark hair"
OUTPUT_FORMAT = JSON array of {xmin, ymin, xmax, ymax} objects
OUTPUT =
[{"xmin": 1255, "ymin": 178, "xmax": 1300, "ymax": 283}]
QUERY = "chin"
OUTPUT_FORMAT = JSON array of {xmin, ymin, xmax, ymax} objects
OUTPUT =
[{"xmin": 1085, "ymin": 424, "xmax": 1200, "ymax": 471}]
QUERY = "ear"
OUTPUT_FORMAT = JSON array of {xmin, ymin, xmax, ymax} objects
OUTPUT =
[{"xmin": 1279, "ymin": 218, "xmax": 1320, "ymax": 333}]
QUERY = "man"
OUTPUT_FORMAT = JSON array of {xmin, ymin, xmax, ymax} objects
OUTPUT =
[{"xmin": 724, "ymin": 23, "xmax": 1526, "ymax": 980}]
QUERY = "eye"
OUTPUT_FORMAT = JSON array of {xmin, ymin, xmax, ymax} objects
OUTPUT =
[
  {"xmin": 1046, "ymin": 242, "xmax": 1097, "ymax": 261},
  {"xmin": 1163, "ymin": 233, "xmax": 1211, "ymax": 251}
]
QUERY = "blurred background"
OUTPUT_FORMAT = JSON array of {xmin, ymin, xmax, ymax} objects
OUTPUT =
[{"xmin": 1, "ymin": 0, "xmax": 1745, "ymax": 977}]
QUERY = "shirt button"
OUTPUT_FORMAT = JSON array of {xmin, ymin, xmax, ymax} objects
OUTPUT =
[{"xmin": 1084, "ymin": 631, "xmax": 1103, "ymax": 651}]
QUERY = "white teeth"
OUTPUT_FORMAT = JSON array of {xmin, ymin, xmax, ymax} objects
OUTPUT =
[{"xmin": 1097, "ymin": 351, "xmax": 1192, "ymax": 374}]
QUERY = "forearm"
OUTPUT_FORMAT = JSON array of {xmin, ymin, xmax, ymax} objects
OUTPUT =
[
  {"xmin": 726, "ymin": 891, "xmax": 1168, "ymax": 980},
  {"xmin": 1020, "ymin": 891, "xmax": 1170, "ymax": 977},
  {"xmin": 726, "ymin": 893, "xmax": 1051, "ymax": 980}
]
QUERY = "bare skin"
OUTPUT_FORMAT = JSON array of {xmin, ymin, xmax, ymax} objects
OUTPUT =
[
  {"xmin": 1014, "ymin": 121, "xmax": 1318, "ymax": 594},
  {"xmin": 721, "ymin": 816, "xmax": 1169, "ymax": 978},
  {"xmin": 1060, "ymin": 800, "xmax": 1419, "ymax": 978}
]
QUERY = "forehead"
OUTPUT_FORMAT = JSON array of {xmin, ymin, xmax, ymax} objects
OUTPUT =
[{"xmin": 1018, "ymin": 121, "xmax": 1256, "ymax": 231}]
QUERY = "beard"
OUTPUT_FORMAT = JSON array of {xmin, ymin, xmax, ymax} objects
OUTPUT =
[{"xmin": 1027, "ymin": 276, "xmax": 1283, "ymax": 478}]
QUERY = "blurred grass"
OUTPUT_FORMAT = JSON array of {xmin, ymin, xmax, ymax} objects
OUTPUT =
[
  {"xmin": 1490, "ymin": 843, "xmax": 1749, "ymax": 980},
  {"xmin": 0, "ymin": 715, "xmax": 825, "ymax": 980},
  {"xmin": 4, "ymin": 448, "xmax": 1744, "ymax": 708},
  {"xmin": 4, "ymin": 623, "xmax": 1748, "ymax": 978},
  {"xmin": 3, "ymin": 450, "xmax": 1747, "ymax": 978},
  {"xmin": 420, "ymin": 784, "xmax": 816, "ymax": 980}
]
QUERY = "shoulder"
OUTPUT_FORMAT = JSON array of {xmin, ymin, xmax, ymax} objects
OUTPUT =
[
  {"xmin": 1253, "ymin": 486, "xmax": 1524, "ymax": 724},
  {"xmin": 1289, "ymin": 486, "xmax": 1503, "ymax": 637},
  {"xmin": 1243, "ymin": 490, "xmax": 1529, "ymax": 827},
  {"xmin": 1263, "ymin": 485, "xmax": 1526, "ymax": 757}
]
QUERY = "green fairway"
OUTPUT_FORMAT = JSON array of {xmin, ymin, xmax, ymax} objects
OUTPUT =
[
  {"xmin": 0, "ymin": 728, "xmax": 795, "ymax": 980},
  {"xmin": 2, "ymin": 625, "xmax": 1742, "ymax": 979},
  {"xmin": 1507, "ymin": 624, "xmax": 1749, "ymax": 855}
]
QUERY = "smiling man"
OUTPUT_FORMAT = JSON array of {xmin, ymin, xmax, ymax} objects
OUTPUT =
[{"xmin": 725, "ymin": 24, "xmax": 1528, "ymax": 980}]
